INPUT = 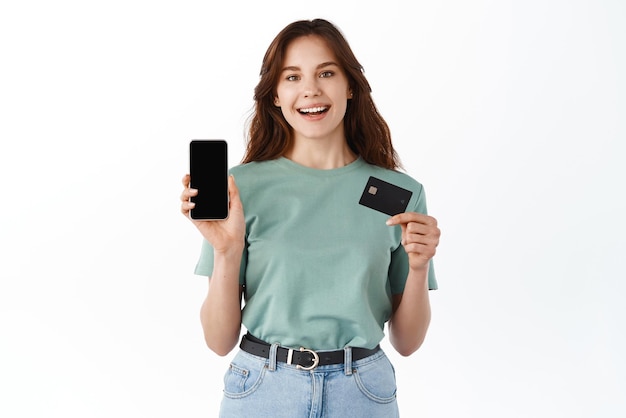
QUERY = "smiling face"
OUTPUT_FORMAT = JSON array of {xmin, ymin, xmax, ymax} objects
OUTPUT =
[{"xmin": 274, "ymin": 35, "xmax": 352, "ymax": 146}]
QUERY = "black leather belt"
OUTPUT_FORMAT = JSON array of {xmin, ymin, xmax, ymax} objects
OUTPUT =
[{"xmin": 239, "ymin": 333, "xmax": 380, "ymax": 371}]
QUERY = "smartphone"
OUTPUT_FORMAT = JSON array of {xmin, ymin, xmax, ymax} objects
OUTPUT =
[
  {"xmin": 358, "ymin": 176, "xmax": 413, "ymax": 216},
  {"xmin": 189, "ymin": 140, "xmax": 228, "ymax": 220}
]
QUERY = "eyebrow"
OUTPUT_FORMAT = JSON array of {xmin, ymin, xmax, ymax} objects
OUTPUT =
[{"xmin": 281, "ymin": 61, "xmax": 339, "ymax": 72}]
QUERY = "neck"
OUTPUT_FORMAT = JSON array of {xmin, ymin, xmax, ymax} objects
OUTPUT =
[{"xmin": 284, "ymin": 139, "xmax": 357, "ymax": 170}]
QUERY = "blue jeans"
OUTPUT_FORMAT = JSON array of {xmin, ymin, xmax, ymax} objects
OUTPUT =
[{"xmin": 219, "ymin": 344, "xmax": 399, "ymax": 418}]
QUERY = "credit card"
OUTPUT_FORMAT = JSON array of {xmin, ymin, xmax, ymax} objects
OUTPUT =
[{"xmin": 358, "ymin": 176, "xmax": 412, "ymax": 216}]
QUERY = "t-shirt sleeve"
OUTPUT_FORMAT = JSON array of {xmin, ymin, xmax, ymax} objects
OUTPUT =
[
  {"xmin": 193, "ymin": 239, "xmax": 248, "ymax": 286},
  {"xmin": 388, "ymin": 184, "xmax": 438, "ymax": 293}
]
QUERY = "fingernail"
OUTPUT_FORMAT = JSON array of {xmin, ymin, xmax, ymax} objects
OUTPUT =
[{"xmin": 386, "ymin": 219, "xmax": 392, "ymax": 226}]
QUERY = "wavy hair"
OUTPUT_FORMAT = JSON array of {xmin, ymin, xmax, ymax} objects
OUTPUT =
[{"xmin": 242, "ymin": 19, "xmax": 401, "ymax": 170}]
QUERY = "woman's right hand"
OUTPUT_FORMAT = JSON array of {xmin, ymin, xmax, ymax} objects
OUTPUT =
[{"xmin": 180, "ymin": 174, "xmax": 246, "ymax": 255}]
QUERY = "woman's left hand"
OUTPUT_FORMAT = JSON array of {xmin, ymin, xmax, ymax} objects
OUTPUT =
[{"xmin": 387, "ymin": 212, "xmax": 440, "ymax": 271}]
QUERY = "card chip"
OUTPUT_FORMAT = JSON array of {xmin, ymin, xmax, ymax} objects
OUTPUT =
[{"xmin": 368, "ymin": 186, "xmax": 378, "ymax": 195}]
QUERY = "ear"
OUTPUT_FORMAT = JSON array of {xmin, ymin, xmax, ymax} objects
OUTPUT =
[
  {"xmin": 347, "ymin": 89, "xmax": 353, "ymax": 99},
  {"xmin": 274, "ymin": 97, "xmax": 281, "ymax": 107}
]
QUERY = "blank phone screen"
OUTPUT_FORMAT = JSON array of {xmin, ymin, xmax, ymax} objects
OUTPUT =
[{"xmin": 189, "ymin": 140, "xmax": 228, "ymax": 220}]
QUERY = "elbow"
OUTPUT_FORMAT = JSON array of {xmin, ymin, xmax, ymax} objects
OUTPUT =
[
  {"xmin": 208, "ymin": 345, "xmax": 232, "ymax": 357},
  {"xmin": 393, "ymin": 338, "xmax": 425, "ymax": 357},
  {"xmin": 390, "ymin": 325, "xmax": 427, "ymax": 357},
  {"xmin": 205, "ymin": 336, "xmax": 238, "ymax": 357},
  {"xmin": 389, "ymin": 309, "xmax": 431, "ymax": 357},
  {"xmin": 201, "ymin": 322, "xmax": 240, "ymax": 356},
  {"xmin": 199, "ymin": 306, "xmax": 241, "ymax": 357}
]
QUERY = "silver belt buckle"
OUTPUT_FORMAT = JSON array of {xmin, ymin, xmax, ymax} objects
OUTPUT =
[{"xmin": 288, "ymin": 347, "xmax": 320, "ymax": 370}]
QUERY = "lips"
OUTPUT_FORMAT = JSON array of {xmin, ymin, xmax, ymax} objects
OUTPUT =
[{"xmin": 298, "ymin": 106, "xmax": 329, "ymax": 116}]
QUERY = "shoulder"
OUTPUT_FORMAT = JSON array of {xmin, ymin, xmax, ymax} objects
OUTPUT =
[
  {"xmin": 229, "ymin": 159, "xmax": 282, "ymax": 181},
  {"xmin": 228, "ymin": 159, "xmax": 292, "ymax": 196},
  {"xmin": 229, "ymin": 160, "xmax": 271, "ymax": 176},
  {"xmin": 360, "ymin": 162, "xmax": 424, "ymax": 194}
]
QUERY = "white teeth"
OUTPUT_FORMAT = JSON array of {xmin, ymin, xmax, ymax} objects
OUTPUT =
[{"xmin": 299, "ymin": 106, "xmax": 327, "ymax": 113}]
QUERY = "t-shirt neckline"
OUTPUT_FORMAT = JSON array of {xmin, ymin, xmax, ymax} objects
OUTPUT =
[{"xmin": 275, "ymin": 156, "xmax": 365, "ymax": 177}]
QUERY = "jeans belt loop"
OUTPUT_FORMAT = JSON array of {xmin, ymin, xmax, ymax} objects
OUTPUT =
[
  {"xmin": 268, "ymin": 343, "xmax": 279, "ymax": 372},
  {"xmin": 344, "ymin": 346, "xmax": 353, "ymax": 375}
]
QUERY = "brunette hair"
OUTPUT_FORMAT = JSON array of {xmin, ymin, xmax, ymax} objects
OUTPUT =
[{"xmin": 242, "ymin": 19, "xmax": 401, "ymax": 169}]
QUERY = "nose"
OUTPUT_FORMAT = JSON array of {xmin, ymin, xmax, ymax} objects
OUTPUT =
[{"xmin": 303, "ymin": 77, "xmax": 321, "ymax": 97}]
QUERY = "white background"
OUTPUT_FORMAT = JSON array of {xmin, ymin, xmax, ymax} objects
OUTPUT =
[{"xmin": 1, "ymin": 1, "xmax": 625, "ymax": 417}]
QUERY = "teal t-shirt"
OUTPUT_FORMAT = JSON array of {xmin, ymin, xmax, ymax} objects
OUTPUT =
[{"xmin": 195, "ymin": 156, "xmax": 437, "ymax": 351}]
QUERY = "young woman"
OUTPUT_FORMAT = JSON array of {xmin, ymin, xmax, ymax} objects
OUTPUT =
[{"xmin": 180, "ymin": 18, "xmax": 440, "ymax": 418}]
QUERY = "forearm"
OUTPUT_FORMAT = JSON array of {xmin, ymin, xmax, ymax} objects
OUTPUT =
[
  {"xmin": 200, "ymin": 248, "xmax": 243, "ymax": 356},
  {"xmin": 388, "ymin": 266, "xmax": 431, "ymax": 356}
]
